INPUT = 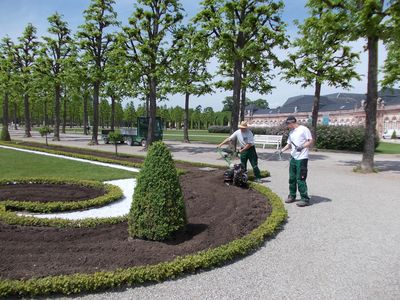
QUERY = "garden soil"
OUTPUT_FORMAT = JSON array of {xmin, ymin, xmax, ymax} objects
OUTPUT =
[{"xmin": 0, "ymin": 143, "xmax": 271, "ymax": 280}]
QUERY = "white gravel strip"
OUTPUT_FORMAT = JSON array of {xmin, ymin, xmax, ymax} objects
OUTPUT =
[
  {"xmin": 0, "ymin": 145, "xmax": 140, "ymax": 173},
  {"xmin": 18, "ymin": 178, "xmax": 136, "ymax": 220}
]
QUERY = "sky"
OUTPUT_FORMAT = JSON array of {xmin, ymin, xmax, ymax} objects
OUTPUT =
[{"xmin": 0, "ymin": 0, "xmax": 388, "ymax": 111}]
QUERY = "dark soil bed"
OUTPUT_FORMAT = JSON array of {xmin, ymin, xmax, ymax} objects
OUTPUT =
[
  {"xmin": 0, "ymin": 143, "xmax": 271, "ymax": 281},
  {"xmin": 0, "ymin": 184, "xmax": 105, "ymax": 202}
]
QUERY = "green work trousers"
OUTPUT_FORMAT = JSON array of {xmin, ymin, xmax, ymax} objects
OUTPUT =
[
  {"xmin": 289, "ymin": 158, "xmax": 310, "ymax": 201},
  {"xmin": 240, "ymin": 146, "xmax": 261, "ymax": 179}
]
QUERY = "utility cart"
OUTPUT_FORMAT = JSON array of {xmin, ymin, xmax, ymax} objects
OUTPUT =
[{"xmin": 102, "ymin": 117, "xmax": 163, "ymax": 147}]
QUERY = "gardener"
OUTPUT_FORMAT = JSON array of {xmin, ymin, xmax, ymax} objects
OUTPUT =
[
  {"xmin": 217, "ymin": 121, "xmax": 262, "ymax": 183},
  {"xmin": 280, "ymin": 115, "xmax": 313, "ymax": 207}
]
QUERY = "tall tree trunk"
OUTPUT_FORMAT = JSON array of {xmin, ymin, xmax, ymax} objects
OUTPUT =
[
  {"xmin": 147, "ymin": 76, "xmax": 157, "ymax": 147},
  {"xmin": 231, "ymin": 58, "xmax": 242, "ymax": 134},
  {"xmin": 53, "ymin": 84, "xmax": 61, "ymax": 141},
  {"xmin": 23, "ymin": 93, "xmax": 31, "ymax": 137},
  {"xmin": 62, "ymin": 95, "xmax": 67, "ymax": 134},
  {"xmin": 240, "ymin": 84, "xmax": 246, "ymax": 122},
  {"xmin": 311, "ymin": 79, "xmax": 322, "ymax": 144},
  {"xmin": 1, "ymin": 92, "xmax": 11, "ymax": 141},
  {"xmin": 13, "ymin": 102, "xmax": 18, "ymax": 130},
  {"xmin": 91, "ymin": 81, "xmax": 100, "ymax": 145},
  {"xmin": 361, "ymin": 36, "xmax": 378, "ymax": 172},
  {"xmin": 183, "ymin": 92, "xmax": 190, "ymax": 143},
  {"xmin": 83, "ymin": 92, "xmax": 89, "ymax": 135},
  {"xmin": 240, "ymin": 65, "xmax": 247, "ymax": 122},
  {"xmin": 111, "ymin": 96, "xmax": 115, "ymax": 131}
]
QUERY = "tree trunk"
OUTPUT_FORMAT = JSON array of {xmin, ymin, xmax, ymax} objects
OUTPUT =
[
  {"xmin": 91, "ymin": 81, "xmax": 100, "ymax": 145},
  {"xmin": 240, "ymin": 84, "xmax": 246, "ymax": 122},
  {"xmin": 311, "ymin": 79, "xmax": 322, "ymax": 144},
  {"xmin": 1, "ymin": 92, "xmax": 11, "ymax": 141},
  {"xmin": 23, "ymin": 93, "xmax": 31, "ymax": 137},
  {"xmin": 147, "ymin": 76, "xmax": 157, "ymax": 147},
  {"xmin": 83, "ymin": 92, "xmax": 89, "ymax": 135},
  {"xmin": 53, "ymin": 84, "xmax": 61, "ymax": 141},
  {"xmin": 13, "ymin": 102, "xmax": 18, "ymax": 130},
  {"xmin": 231, "ymin": 58, "xmax": 242, "ymax": 134},
  {"xmin": 361, "ymin": 36, "xmax": 378, "ymax": 172},
  {"xmin": 111, "ymin": 96, "xmax": 115, "ymax": 131},
  {"xmin": 62, "ymin": 95, "xmax": 67, "ymax": 134},
  {"xmin": 183, "ymin": 92, "xmax": 190, "ymax": 143},
  {"xmin": 240, "ymin": 66, "xmax": 247, "ymax": 122}
]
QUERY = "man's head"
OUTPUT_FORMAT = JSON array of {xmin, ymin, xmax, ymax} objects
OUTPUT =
[
  {"xmin": 285, "ymin": 115, "xmax": 297, "ymax": 129},
  {"xmin": 238, "ymin": 121, "xmax": 248, "ymax": 131}
]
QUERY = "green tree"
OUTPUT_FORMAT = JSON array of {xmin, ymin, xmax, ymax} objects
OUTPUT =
[
  {"xmin": 284, "ymin": 0, "xmax": 360, "ymax": 144},
  {"xmin": 128, "ymin": 141, "xmax": 186, "ymax": 241},
  {"xmin": 195, "ymin": 0, "xmax": 286, "ymax": 133},
  {"xmin": 171, "ymin": 24, "xmax": 212, "ymax": 142},
  {"xmin": 0, "ymin": 37, "xmax": 15, "ymax": 141},
  {"xmin": 122, "ymin": 0, "xmax": 183, "ymax": 147},
  {"xmin": 77, "ymin": 0, "xmax": 119, "ymax": 144},
  {"xmin": 247, "ymin": 98, "xmax": 269, "ymax": 109},
  {"xmin": 40, "ymin": 13, "xmax": 73, "ymax": 141},
  {"xmin": 14, "ymin": 23, "xmax": 39, "ymax": 137},
  {"xmin": 124, "ymin": 101, "xmax": 137, "ymax": 127},
  {"xmin": 323, "ymin": 0, "xmax": 399, "ymax": 172}
]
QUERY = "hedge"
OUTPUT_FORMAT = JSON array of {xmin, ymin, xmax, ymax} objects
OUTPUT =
[
  {"xmin": 0, "ymin": 182, "xmax": 287, "ymax": 298},
  {"xmin": 0, "ymin": 178, "xmax": 123, "ymax": 213}
]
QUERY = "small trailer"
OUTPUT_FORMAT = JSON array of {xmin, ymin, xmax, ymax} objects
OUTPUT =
[{"xmin": 101, "ymin": 117, "xmax": 163, "ymax": 147}]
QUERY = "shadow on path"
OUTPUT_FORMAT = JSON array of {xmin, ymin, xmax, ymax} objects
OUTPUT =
[
  {"xmin": 310, "ymin": 195, "xmax": 332, "ymax": 205},
  {"xmin": 340, "ymin": 159, "xmax": 400, "ymax": 174}
]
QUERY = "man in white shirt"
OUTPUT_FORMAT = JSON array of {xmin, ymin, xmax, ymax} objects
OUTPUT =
[
  {"xmin": 218, "ymin": 121, "xmax": 262, "ymax": 182},
  {"xmin": 280, "ymin": 116, "xmax": 313, "ymax": 207}
]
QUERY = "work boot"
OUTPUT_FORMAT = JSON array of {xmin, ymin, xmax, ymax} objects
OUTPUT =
[
  {"xmin": 296, "ymin": 199, "xmax": 310, "ymax": 207},
  {"xmin": 285, "ymin": 195, "xmax": 296, "ymax": 203}
]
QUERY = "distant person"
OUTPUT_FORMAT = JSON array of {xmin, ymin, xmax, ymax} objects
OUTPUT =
[
  {"xmin": 218, "ymin": 121, "xmax": 262, "ymax": 183},
  {"xmin": 280, "ymin": 116, "xmax": 313, "ymax": 207}
]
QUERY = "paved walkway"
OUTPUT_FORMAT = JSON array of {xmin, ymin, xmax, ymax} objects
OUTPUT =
[{"xmin": 4, "ymin": 129, "xmax": 400, "ymax": 300}]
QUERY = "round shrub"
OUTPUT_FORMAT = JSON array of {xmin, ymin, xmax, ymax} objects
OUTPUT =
[{"xmin": 128, "ymin": 141, "xmax": 186, "ymax": 241}]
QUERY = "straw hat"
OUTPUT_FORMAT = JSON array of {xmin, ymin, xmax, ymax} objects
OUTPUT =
[{"xmin": 238, "ymin": 121, "xmax": 248, "ymax": 129}]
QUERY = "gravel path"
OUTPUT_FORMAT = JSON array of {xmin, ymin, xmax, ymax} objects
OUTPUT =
[{"xmin": 5, "ymin": 130, "xmax": 400, "ymax": 300}]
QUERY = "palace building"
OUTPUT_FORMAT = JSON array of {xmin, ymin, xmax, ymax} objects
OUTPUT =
[{"xmin": 245, "ymin": 88, "xmax": 400, "ymax": 136}]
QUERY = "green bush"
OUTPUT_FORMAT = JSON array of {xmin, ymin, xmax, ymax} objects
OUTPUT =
[
  {"xmin": 0, "ymin": 127, "xmax": 11, "ymax": 141},
  {"xmin": 128, "ymin": 141, "xmax": 186, "ymax": 241},
  {"xmin": 391, "ymin": 130, "xmax": 397, "ymax": 139},
  {"xmin": 108, "ymin": 130, "xmax": 124, "ymax": 155},
  {"xmin": 315, "ymin": 125, "xmax": 379, "ymax": 151},
  {"xmin": 208, "ymin": 125, "xmax": 231, "ymax": 133}
]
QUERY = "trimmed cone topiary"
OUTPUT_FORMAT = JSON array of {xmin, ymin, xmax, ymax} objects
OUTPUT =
[{"xmin": 128, "ymin": 141, "xmax": 186, "ymax": 241}]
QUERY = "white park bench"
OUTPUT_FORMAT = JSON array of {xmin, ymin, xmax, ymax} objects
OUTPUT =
[{"xmin": 253, "ymin": 134, "xmax": 283, "ymax": 149}]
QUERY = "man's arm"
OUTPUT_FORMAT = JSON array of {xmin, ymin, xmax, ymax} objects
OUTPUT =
[{"xmin": 218, "ymin": 137, "xmax": 231, "ymax": 148}]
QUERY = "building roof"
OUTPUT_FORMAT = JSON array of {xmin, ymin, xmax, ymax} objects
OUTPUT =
[{"xmin": 247, "ymin": 88, "xmax": 400, "ymax": 116}]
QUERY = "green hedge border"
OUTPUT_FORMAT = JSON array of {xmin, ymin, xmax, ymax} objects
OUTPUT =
[
  {"xmin": 0, "ymin": 178, "xmax": 123, "ymax": 213},
  {"xmin": 0, "ymin": 182, "xmax": 286, "ymax": 298}
]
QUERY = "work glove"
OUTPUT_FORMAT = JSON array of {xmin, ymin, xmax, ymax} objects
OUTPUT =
[{"xmin": 296, "ymin": 145, "xmax": 304, "ymax": 152}]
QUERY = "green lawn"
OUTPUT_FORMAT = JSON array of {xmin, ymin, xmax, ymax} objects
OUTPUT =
[
  {"xmin": 0, "ymin": 148, "xmax": 136, "ymax": 180},
  {"xmin": 376, "ymin": 141, "xmax": 400, "ymax": 154},
  {"xmin": 164, "ymin": 129, "xmax": 229, "ymax": 143}
]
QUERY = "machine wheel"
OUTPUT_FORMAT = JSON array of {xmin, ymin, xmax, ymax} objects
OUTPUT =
[
  {"xmin": 141, "ymin": 139, "xmax": 147, "ymax": 147},
  {"xmin": 103, "ymin": 138, "xmax": 109, "ymax": 144}
]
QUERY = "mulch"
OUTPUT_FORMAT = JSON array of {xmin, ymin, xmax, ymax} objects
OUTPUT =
[{"xmin": 0, "ymin": 143, "xmax": 271, "ymax": 280}]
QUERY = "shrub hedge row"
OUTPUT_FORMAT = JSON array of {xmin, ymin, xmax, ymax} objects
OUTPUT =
[
  {"xmin": 0, "ymin": 182, "xmax": 287, "ymax": 298},
  {"xmin": 0, "ymin": 178, "xmax": 123, "ymax": 213}
]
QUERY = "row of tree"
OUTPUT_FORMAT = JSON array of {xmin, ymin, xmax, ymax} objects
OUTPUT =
[{"xmin": 1, "ymin": 0, "xmax": 400, "ymax": 172}]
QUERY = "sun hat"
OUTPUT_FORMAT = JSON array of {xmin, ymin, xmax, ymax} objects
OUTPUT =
[
  {"xmin": 285, "ymin": 115, "xmax": 297, "ymax": 124},
  {"xmin": 238, "ymin": 121, "xmax": 248, "ymax": 129}
]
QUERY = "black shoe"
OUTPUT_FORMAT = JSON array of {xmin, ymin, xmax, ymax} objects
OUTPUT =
[
  {"xmin": 296, "ymin": 200, "xmax": 310, "ymax": 207},
  {"xmin": 285, "ymin": 195, "xmax": 296, "ymax": 203}
]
